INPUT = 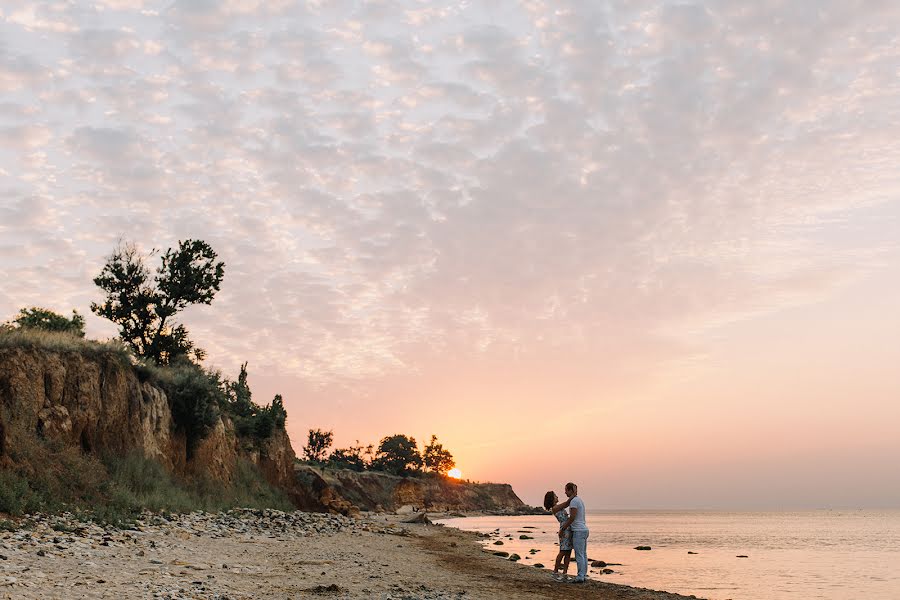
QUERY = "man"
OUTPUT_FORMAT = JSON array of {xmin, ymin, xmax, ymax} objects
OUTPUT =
[{"xmin": 558, "ymin": 482, "xmax": 589, "ymax": 583}]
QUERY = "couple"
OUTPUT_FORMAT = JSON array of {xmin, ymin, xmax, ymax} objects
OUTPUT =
[{"xmin": 543, "ymin": 482, "xmax": 589, "ymax": 583}]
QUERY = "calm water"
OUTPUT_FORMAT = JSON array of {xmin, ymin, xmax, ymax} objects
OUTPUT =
[{"xmin": 436, "ymin": 510, "xmax": 900, "ymax": 600}]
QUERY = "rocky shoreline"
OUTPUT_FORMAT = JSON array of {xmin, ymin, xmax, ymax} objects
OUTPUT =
[{"xmin": 0, "ymin": 510, "xmax": 700, "ymax": 599}]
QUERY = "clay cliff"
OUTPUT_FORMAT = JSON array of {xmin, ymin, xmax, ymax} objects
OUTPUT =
[
  {"xmin": 294, "ymin": 464, "xmax": 529, "ymax": 514},
  {"xmin": 0, "ymin": 346, "xmax": 296, "ymax": 494},
  {"xmin": 0, "ymin": 346, "xmax": 530, "ymax": 516}
]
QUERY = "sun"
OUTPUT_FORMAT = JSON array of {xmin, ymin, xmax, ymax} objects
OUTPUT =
[{"xmin": 447, "ymin": 468, "xmax": 462, "ymax": 479}]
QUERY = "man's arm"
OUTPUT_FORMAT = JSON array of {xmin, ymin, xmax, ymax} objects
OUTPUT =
[
  {"xmin": 551, "ymin": 497, "xmax": 572, "ymax": 514},
  {"xmin": 560, "ymin": 505, "xmax": 577, "ymax": 533}
]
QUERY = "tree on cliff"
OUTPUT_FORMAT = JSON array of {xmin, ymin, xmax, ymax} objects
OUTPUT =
[
  {"xmin": 303, "ymin": 428, "xmax": 333, "ymax": 462},
  {"xmin": 223, "ymin": 363, "xmax": 288, "ymax": 440},
  {"xmin": 422, "ymin": 435, "xmax": 455, "ymax": 476},
  {"xmin": 91, "ymin": 240, "xmax": 224, "ymax": 365},
  {"xmin": 328, "ymin": 441, "xmax": 370, "ymax": 471},
  {"xmin": 6, "ymin": 307, "xmax": 86, "ymax": 337},
  {"xmin": 372, "ymin": 434, "xmax": 422, "ymax": 476}
]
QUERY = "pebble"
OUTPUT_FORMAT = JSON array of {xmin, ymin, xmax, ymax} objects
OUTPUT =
[{"xmin": 0, "ymin": 509, "xmax": 407, "ymax": 599}]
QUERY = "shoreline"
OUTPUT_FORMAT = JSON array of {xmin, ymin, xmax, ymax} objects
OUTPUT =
[{"xmin": 0, "ymin": 510, "xmax": 700, "ymax": 599}]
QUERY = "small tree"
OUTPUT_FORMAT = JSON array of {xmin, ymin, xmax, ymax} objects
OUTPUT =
[
  {"xmin": 328, "ymin": 441, "xmax": 368, "ymax": 471},
  {"xmin": 91, "ymin": 239, "xmax": 224, "ymax": 364},
  {"xmin": 372, "ymin": 434, "xmax": 422, "ymax": 475},
  {"xmin": 422, "ymin": 435, "xmax": 455, "ymax": 475},
  {"xmin": 303, "ymin": 429, "xmax": 333, "ymax": 462},
  {"xmin": 10, "ymin": 307, "xmax": 86, "ymax": 337}
]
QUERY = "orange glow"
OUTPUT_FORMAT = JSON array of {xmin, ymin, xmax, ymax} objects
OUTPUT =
[{"xmin": 447, "ymin": 468, "xmax": 462, "ymax": 479}]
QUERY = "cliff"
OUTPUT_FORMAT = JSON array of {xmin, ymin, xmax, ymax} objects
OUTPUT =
[
  {"xmin": 0, "ymin": 346, "xmax": 296, "ymax": 495},
  {"xmin": 0, "ymin": 344, "xmax": 530, "ymax": 516},
  {"xmin": 294, "ymin": 464, "xmax": 528, "ymax": 514}
]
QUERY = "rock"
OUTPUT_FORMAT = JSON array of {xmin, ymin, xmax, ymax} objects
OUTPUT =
[
  {"xmin": 401, "ymin": 512, "xmax": 431, "ymax": 524},
  {"xmin": 508, "ymin": 554, "xmax": 521, "ymax": 561},
  {"xmin": 634, "ymin": 546, "xmax": 651, "ymax": 551},
  {"xmin": 519, "ymin": 535, "xmax": 533, "ymax": 539},
  {"xmin": 493, "ymin": 551, "xmax": 509, "ymax": 557},
  {"xmin": 493, "ymin": 540, "xmax": 504, "ymax": 545},
  {"xmin": 395, "ymin": 505, "xmax": 416, "ymax": 515},
  {"xmin": 603, "ymin": 568, "xmax": 614, "ymax": 574},
  {"xmin": 591, "ymin": 560, "xmax": 606, "ymax": 568},
  {"xmin": 688, "ymin": 551, "xmax": 698, "ymax": 554},
  {"xmin": 736, "ymin": 555, "xmax": 748, "ymax": 558}
]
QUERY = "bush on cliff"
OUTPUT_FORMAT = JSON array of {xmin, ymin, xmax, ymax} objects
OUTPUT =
[
  {"xmin": 147, "ymin": 360, "xmax": 222, "ymax": 457},
  {"xmin": 5, "ymin": 307, "xmax": 86, "ymax": 337},
  {"xmin": 224, "ymin": 363, "xmax": 287, "ymax": 442}
]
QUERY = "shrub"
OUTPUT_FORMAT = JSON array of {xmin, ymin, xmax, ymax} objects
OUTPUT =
[
  {"xmin": 7, "ymin": 307, "xmax": 86, "ymax": 337},
  {"xmin": 159, "ymin": 364, "xmax": 222, "ymax": 457}
]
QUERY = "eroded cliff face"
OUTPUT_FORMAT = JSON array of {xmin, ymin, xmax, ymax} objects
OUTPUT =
[
  {"xmin": 0, "ymin": 347, "xmax": 529, "ymax": 516},
  {"xmin": 0, "ymin": 347, "xmax": 294, "ymax": 495},
  {"xmin": 294, "ymin": 464, "xmax": 528, "ymax": 514}
]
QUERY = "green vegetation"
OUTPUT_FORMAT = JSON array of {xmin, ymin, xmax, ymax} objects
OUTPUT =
[
  {"xmin": 0, "ymin": 438, "xmax": 291, "ymax": 523},
  {"xmin": 303, "ymin": 428, "xmax": 334, "ymax": 462},
  {"xmin": 0, "ymin": 238, "xmax": 295, "ymax": 522},
  {"xmin": 5, "ymin": 307, "xmax": 86, "ymax": 337},
  {"xmin": 303, "ymin": 429, "xmax": 456, "ymax": 478},
  {"xmin": 0, "ymin": 327, "xmax": 130, "ymax": 361},
  {"xmin": 372, "ymin": 434, "xmax": 423, "ymax": 475},
  {"xmin": 91, "ymin": 239, "xmax": 224, "ymax": 365},
  {"xmin": 224, "ymin": 363, "xmax": 287, "ymax": 441},
  {"xmin": 423, "ymin": 435, "xmax": 456, "ymax": 475}
]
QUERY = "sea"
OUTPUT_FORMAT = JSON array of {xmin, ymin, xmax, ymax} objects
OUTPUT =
[{"xmin": 435, "ymin": 510, "xmax": 900, "ymax": 600}]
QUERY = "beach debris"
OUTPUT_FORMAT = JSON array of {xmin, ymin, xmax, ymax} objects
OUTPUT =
[
  {"xmin": 402, "ymin": 512, "xmax": 431, "ymax": 524},
  {"xmin": 736, "ymin": 555, "xmax": 749, "ymax": 558},
  {"xmin": 634, "ymin": 546, "xmax": 652, "ymax": 551},
  {"xmin": 688, "ymin": 551, "xmax": 698, "ymax": 554},
  {"xmin": 306, "ymin": 583, "xmax": 343, "ymax": 594}
]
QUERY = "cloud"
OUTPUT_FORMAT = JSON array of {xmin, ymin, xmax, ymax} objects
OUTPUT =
[{"xmin": 0, "ymin": 0, "xmax": 898, "ymax": 390}]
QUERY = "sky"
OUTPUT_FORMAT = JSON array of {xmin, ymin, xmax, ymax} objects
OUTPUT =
[{"xmin": 1, "ymin": 0, "xmax": 899, "ymax": 509}]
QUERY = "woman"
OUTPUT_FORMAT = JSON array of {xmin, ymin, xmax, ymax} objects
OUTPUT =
[{"xmin": 543, "ymin": 490, "xmax": 573, "ymax": 582}]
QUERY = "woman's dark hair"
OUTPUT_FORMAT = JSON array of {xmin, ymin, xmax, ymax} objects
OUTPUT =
[{"xmin": 543, "ymin": 490, "xmax": 556, "ymax": 511}]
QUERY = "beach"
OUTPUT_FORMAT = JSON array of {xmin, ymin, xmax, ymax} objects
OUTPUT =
[{"xmin": 0, "ymin": 510, "xmax": 693, "ymax": 599}]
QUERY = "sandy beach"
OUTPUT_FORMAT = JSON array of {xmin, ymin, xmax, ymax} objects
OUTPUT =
[{"xmin": 0, "ymin": 510, "xmax": 698, "ymax": 599}]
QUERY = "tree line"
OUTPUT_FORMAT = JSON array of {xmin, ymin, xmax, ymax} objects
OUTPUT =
[{"xmin": 302, "ymin": 429, "xmax": 456, "ymax": 477}]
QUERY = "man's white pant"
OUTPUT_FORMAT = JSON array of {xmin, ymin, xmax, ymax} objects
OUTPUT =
[{"xmin": 572, "ymin": 529, "xmax": 590, "ymax": 581}]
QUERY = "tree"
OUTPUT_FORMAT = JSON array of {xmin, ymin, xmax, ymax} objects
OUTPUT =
[
  {"xmin": 328, "ymin": 440, "xmax": 368, "ymax": 471},
  {"xmin": 225, "ymin": 362, "xmax": 254, "ymax": 418},
  {"xmin": 223, "ymin": 364, "xmax": 288, "ymax": 439},
  {"xmin": 422, "ymin": 435, "xmax": 455, "ymax": 475},
  {"xmin": 91, "ymin": 240, "xmax": 224, "ymax": 365},
  {"xmin": 9, "ymin": 307, "xmax": 86, "ymax": 337},
  {"xmin": 372, "ymin": 434, "xmax": 422, "ymax": 475},
  {"xmin": 303, "ymin": 429, "xmax": 333, "ymax": 462}
]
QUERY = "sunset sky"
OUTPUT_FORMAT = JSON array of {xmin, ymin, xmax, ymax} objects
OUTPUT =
[{"xmin": 1, "ymin": 1, "xmax": 898, "ymax": 509}]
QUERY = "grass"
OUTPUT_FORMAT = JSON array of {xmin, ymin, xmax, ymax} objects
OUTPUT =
[
  {"xmin": 0, "ymin": 327, "xmax": 131, "ymax": 362},
  {"xmin": 0, "ymin": 438, "xmax": 293, "ymax": 525}
]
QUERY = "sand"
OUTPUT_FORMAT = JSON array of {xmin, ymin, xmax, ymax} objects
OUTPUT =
[{"xmin": 0, "ymin": 510, "xmax": 700, "ymax": 599}]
